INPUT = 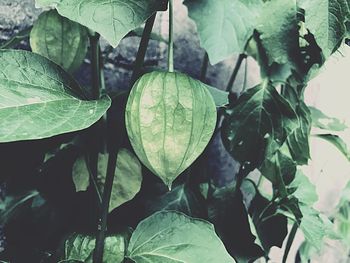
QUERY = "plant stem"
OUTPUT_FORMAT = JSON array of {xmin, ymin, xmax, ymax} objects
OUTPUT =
[
  {"xmin": 88, "ymin": 33, "xmax": 103, "ymax": 202},
  {"xmin": 235, "ymin": 164, "xmax": 249, "ymax": 194},
  {"xmin": 200, "ymin": 52, "xmax": 209, "ymax": 82},
  {"xmin": 226, "ymin": 53, "xmax": 247, "ymax": 92},
  {"xmin": 130, "ymin": 13, "xmax": 157, "ymax": 85},
  {"xmin": 90, "ymin": 33, "xmax": 101, "ymax": 100},
  {"xmin": 93, "ymin": 149, "xmax": 118, "ymax": 263},
  {"xmin": 168, "ymin": 0, "xmax": 174, "ymax": 72},
  {"xmin": 241, "ymin": 57, "xmax": 248, "ymax": 94},
  {"xmin": 282, "ymin": 222, "xmax": 298, "ymax": 263},
  {"xmin": 93, "ymin": 13, "xmax": 157, "ymax": 262},
  {"xmin": 257, "ymin": 174, "xmax": 263, "ymax": 188}
]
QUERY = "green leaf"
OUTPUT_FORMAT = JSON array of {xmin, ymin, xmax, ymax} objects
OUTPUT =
[
  {"xmin": 146, "ymin": 184, "xmax": 203, "ymax": 217},
  {"xmin": 300, "ymin": 0, "xmax": 348, "ymax": 58},
  {"xmin": 257, "ymin": 0, "xmax": 298, "ymax": 66},
  {"xmin": 125, "ymin": 72, "xmax": 217, "ymax": 189},
  {"xmin": 64, "ymin": 233, "xmax": 126, "ymax": 263},
  {"xmin": 205, "ymin": 84, "xmax": 229, "ymax": 107},
  {"xmin": 35, "ymin": 0, "xmax": 163, "ymax": 47},
  {"xmin": 0, "ymin": 49, "xmax": 111, "ymax": 142},
  {"xmin": 315, "ymin": 133, "xmax": 350, "ymax": 161},
  {"xmin": 127, "ymin": 211, "xmax": 235, "ymax": 263},
  {"xmin": 260, "ymin": 145, "xmax": 296, "ymax": 198},
  {"xmin": 72, "ymin": 149, "xmax": 142, "ymax": 212},
  {"xmin": 287, "ymin": 104, "xmax": 311, "ymax": 165},
  {"xmin": 72, "ymin": 156, "xmax": 90, "ymax": 192},
  {"xmin": 30, "ymin": 10, "xmax": 88, "ymax": 73},
  {"xmin": 309, "ymin": 106, "xmax": 347, "ymax": 131},
  {"xmin": 184, "ymin": 0, "xmax": 262, "ymax": 64},
  {"xmin": 285, "ymin": 88, "xmax": 312, "ymax": 165},
  {"xmin": 222, "ymin": 82, "xmax": 298, "ymax": 173},
  {"xmin": 208, "ymin": 183, "xmax": 264, "ymax": 262},
  {"xmin": 289, "ymin": 170, "xmax": 318, "ymax": 206}
]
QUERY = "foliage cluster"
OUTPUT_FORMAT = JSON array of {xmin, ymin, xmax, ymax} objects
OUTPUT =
[{"xmin": 1, "ymin": 0, "xmax": 350, "ymax": 262}]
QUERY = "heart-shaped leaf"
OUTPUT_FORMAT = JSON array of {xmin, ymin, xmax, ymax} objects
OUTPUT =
[
  {"xmin": 300, "ymin": 0, "xmax": 349, "ymax": 58},
  {"xmin": 184, "ymin": 0, "xmax": 262, "ymax": 64},
  {"xmin": 127, "ymin": 211, "xmax": 235, "ymax": 263},
  {"xmin": 0, "ymin": 50, "xmax": 111, "ymax": 142},
  {"xmin": 35, "ymin": 0, "xmax": 165, "ymax": 47}
]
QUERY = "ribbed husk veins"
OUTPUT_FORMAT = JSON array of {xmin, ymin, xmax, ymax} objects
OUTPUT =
[{"xmin": 125, "ymin": 71, "xmax": 217, "ymax": 189}]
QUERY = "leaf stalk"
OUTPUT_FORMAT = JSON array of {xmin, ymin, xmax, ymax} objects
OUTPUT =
[
  {"xmin": 168, "ymin": 0, "xmax": 174, "ymax": 72},
  {"xmin": 282, "ymin": 222, "xmax": 298, "ymax": 263},
  {"xmin": 226, "ymin": 53, "xmax": 247, "ymax": 93}
]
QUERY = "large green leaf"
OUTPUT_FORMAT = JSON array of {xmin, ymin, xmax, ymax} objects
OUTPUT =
[
  {"xmin": 30, "ymin": 10, "xmax": 88, "ymax": 73},
  {"xmin": 309, "ymin": 106, "xmax": 347, "ymax": 131},
  {"xmin": 222, "ymin": 83, "xmax": 298, "ymax": 173},
  {"xmin": 72, "ymin": 148, "xmax": 142, "ymax": 212},
  {"xmin": 125, "ymin": 72, "xmax": 217, "ymax": 189},
  {"xmin": 64, "ymin": 233, "xmax": 126, "ymax": 262},
  {"xmin": 127, "ymin": 211, "xmax": 235, "ymax": 263},
  {"xmin": 257, "ymin": 0, "xmax": 298, "ymax": 66},
  {"xmin": 184, "ymin": 0, "xmax": 262, "ymax": 64},
  {"xmin": 0, "ymin": 50, "xmax": 111, "ymax": 142},
  {"xmin": 35, "ymin": 0, "xmax": 163, "ymax": 47},
  {"xmin": 299, "ymin": 0, "xmax": 349, "ymax": 58}
]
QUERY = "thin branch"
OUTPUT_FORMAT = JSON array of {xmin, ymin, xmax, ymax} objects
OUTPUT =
[
  {"xmin": 200, "ymin": 52, "xmax": 209, "ymax": 82},
  {"xmin": 226, "ymin": 53, "xmax": 247, "ymax": 93},
  {"xmin": 282, "ymin": 222, "xmax": 298, "ymax": 263},
  {"xmin": 92, "ymin": 149, "xmax": 118, "ymax": 262},
  {"xmin": 167, "ymin": 0, "xmax": 174, "ymax": 72},
  {"xmin": 130, "ymin": 13, "xmax": 157, "ymax": 85}
]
